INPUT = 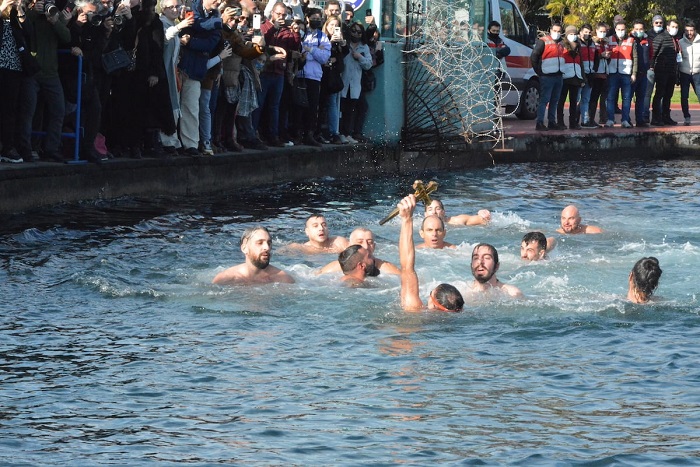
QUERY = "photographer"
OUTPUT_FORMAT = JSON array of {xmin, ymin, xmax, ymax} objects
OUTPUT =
[{"xmin": 17, "ymin": 0, "xmax": 71, "ymax": 163}]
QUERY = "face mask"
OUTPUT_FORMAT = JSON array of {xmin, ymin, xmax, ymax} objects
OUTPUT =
[
  {"xmin": 634, "ymin": 31, "xmax": 645, "ymax": 38},
  {"xmin": 567, "ymin": 34, "xmax": 577, "ymax": 42},
  {"xmin": 550, "ymin": 31, "xmax": 560, "ymax": 41},
  {"xmin": 488, "ymin": 32, "xmax": 499, "ymax": 40},
  {"xmin": 669, "ymin": 27, "xmax": 678, "ymax": 36},
  {"xmin": 616, "ymin": 30, "xmax": 626, "ymax": 39},
  {"xmin": 582, "ymin": 34, "xmax": 590, "ymax": 41},
  {"xmin": 299, "ymin": 29, "xmax": 305, "ymax": 39},
  {"xmin": 309, "ymin": 19, "xmax": 322, "ymax": 29},
  {"xmin": 596, "ymin": 31, "xmax": 606, "ymax": 39},
  {"xmin": 653, "ymin": 26, "xmax": 663, "ymax": 33}
]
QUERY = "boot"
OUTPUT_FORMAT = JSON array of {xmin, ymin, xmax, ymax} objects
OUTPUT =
[{"xmin": 569, "ymin": 117, "xmax": 582, "ymax": 130}]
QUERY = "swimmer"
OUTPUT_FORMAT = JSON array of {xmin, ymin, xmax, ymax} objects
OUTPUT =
[
  {"xmin": 338, "ymin": 244, "xmax": 378, "ymax": 286},
  {"xmin": 417, "ymin": 215, "xmax": 456, "ymax": 249},
  {"xmin": 425, "ymin": 199, "xmax": 491, "ymax": 226},
  {"xmin": 286, "ymin": 214, "xmax": 350, "ymax": 254},
  {"xmin": 557, "ymin": 205, "xmax": 603, "ymax": 234},
  {"xmin": 318, "ymin": 227, "xmax": 401, "ymax": 275},
  {"xmin": 398, "ymin": 194, "xmax": 464, "ymax": 312},
  {"xmin": 627, "ymin": 257, "xmax": 662, "ymax": 303},
  {"xmin": 470, "ymin": 243, "xmax": 523, "ymax": 297},
  {"xmin": 212, "ymin": 226, "xmax": 295, "ymax": 285},
  {"xmin": 520, "ymin": 231, "xmax": 556, "ymax": 261}
]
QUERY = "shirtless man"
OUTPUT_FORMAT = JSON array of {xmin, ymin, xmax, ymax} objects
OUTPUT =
[
  {"xmin": 398, "ymin": 195, "xmax": 464, "ymax": 312},
  {"xmin": 212, "ymin": 226, "xmax": 295, "ymax": 285},
  {"xmin": 318, "ymin": 227, "xmax": 400, "ymax": 275},
  {"xmin": 287, "ymin": 214, "xmax": 349, "ymax": 254},
  {"xmin": 557, "ymin": 205, "xmax": 603, "ymax": 234},
  {"xmin": 470, "ymin": 243, "xmax": 523, "ymax": 297},
  {"xmin": 520, "ymin": 231, "xmax": 556, "ymax": 261},
  {"xmin": 338, "ymin": 245, "xmax": 378, "ymax": 286},
  {"xmin": 425, "ymin": 199, "xmax": 491, "ymax": 226},
  {"xmin": 417, "ymin": 215, "xmax": 456, "ymax": 249}
]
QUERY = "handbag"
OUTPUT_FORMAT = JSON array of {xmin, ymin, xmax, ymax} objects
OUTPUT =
[
  {"xmin": 361, "ymin": 69, "xmax": 376, "ymax": 92},
  {"xmin": 102, "ymin": 46, "xmax": 132, "ymax": 74},
  {"xmin": 323, "ymin": 63, "xmax": 344, "ymax": 93},
  {"xmin": 292, "ymin": 74, "xmax": 309, "ymax": 108}
]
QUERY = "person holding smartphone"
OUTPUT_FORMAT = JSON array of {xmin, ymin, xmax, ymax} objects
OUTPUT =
[{"xmin": 318, "ymin": 14, "xmax": 346, "ymax": 144}]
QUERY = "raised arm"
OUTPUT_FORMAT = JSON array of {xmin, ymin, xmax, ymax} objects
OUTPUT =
[
  {"xmin": 448, "ymin": 209, "xmax": 491, "ymax": 226},
  {"xmin": 399, "ymin": 195, "xmax": 423, "ymax": 311}
]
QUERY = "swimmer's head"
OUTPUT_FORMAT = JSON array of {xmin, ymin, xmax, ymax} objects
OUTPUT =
[
  {"xmin": 429, "ymin": 283, "xmax": 464, "ymax": 312},
  {"xmin": 521, "ymin": 231, "xmax": 547, "ymax": 261},
  {"xmin": 560, "ymin": 205, "xmax": 581, "ymax": 233},
  {"xmin": 419, "ymin": 215, "xmax": 446, "ymax": 248},
  {"xmin": 338, "ymin": 245, "xmax": 373, "ymax": 276},
  {"xmin": 305, "ymin": 214, "xmax": 329, "ymax": 243},
  {"xmin": 240, "ymin": 226, "xmax": 272, "ymax": 269},
  {"xmin": 471, "ymin": 243, "xmax": 499, "ymax": 283},
  {"xmin": 425, "ymin": 199, "xmax": 446, "ymax": 220},
  {"xmin": 349, "ymin": 227, "xmax": 376, "ymax": 256},
  {"xmin": 629, "ymin": 257, "xmax": 662, "ymax": 302}
]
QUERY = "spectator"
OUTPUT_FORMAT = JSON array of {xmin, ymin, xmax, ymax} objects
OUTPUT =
[
  {"xmin": 339, "ymin": 21, "xmax": 371, "ymax": 143},
  {"xmin": 587, "ymin": 22, "xmax": 611, "ymax": 128},
  {"xmin": 643, "ymin": 15, "xmax": 665, "ymax": 124},
  {"xmin": 679, "ymin": 20, "xmax": 700, "ymax": 125},
  {"xmin": 0, "ymin": 0, "xmax": 30, "ymax": 164},
  {"xmin": 530, "ymin": 22, "xmax": 564, "ymax": 131},
  {"xmin": 323, "ymin": 0, "xmax": 341, "ymax": 21},
  {"xmin": 318, "ymin": 14, "xmax": 346, "ymax": 144},
  {"xmin": 650, "ymin": 19, "xmax": 680, "ymax": 126},
  {"xmin": 605, "ymin": 19, "xmax": 636, "ymax": 128},
  {"xmin": 578, "ymin": 23, "xmax": 598, "ymax": 128},
  {"xmin": 296, "ymin": 8, "xmax": 330, "ymax": 146},
  {"xmin": 17, "ymin": 0, "xmax": 70, "ymax": 163},
  {"xmin": 631, "ymin": 19, "xmax": 650, "ymax": 127},
  {"xmin": 351, "ymin": 10, "xmax": 382, "ymax": 142},
  {"xmin": 557, "ymin": 25, "xmax": 584, "ymax": 130}
]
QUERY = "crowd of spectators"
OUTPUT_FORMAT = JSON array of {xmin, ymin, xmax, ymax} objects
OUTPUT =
[
  {"xmin": 0, "ymin": 0, "xmax": 384, "ymax": 164},
  {"xmin": 530, "ymin": 14, "xmax": 700, "ymax": 131}
]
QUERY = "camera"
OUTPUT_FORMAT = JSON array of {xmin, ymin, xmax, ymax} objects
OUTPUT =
[
  {"xmin": 87, "ymin": 11, "xmax": 106, "ymax": 26},
  {"xmin": 113, "ymin": 13, "xmax": 124, "ymax": 25},
  {"xmin": 44, "ymin": 0, "xmax": 59, "ymax": 16}
]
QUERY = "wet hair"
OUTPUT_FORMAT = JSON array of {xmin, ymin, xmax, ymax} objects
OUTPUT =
[
  {"xmin": 434, "ymin": 283, "xmax": 464, "ymax": 312},
  {"xmin": 420, "ymin": 215, "xmax": 445, "ymax": 231},
  {"xmin": 472, "ymin": 243, "xmax": 499, "ymax": 265},
  {"xmin": 630, "ymin": 257, "xmax": 662, "ymax": 299},
  {"xmin": 305, "ymin": 213, "xmax": 326, "ymax": 225},
  {"xmin": 338, "ymin": 245, "xmax": 364, "ymax": 274},
  {"xmin": 522, "ymin": 232, "xmax": 547, "ymax": 252},
  {"xmin": 240, "ymin": 226, "xmax": 270, "ymax": 247},
  {"xmin": 424, "ymin": 198, "xmax": 444, "ymax": 213}
]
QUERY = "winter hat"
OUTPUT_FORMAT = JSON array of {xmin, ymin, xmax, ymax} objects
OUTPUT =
[
  {"xmin": 652, "ymin": 15, "xmax": 664, "ymax": 25},
  {"xmin": 565, "ymin": 25, "xmax": 578, "ymax": 35}
]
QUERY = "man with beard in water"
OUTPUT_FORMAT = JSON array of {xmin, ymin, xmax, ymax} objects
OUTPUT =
[
  {"xmin": 338, "ymin": 245, "xmax": 379, "ymax": 286},
  {"xmin": 557, "ymin": 205, "xmax": 603, "ymax": 234},
  {"xmin": 470, "ymin": 243, "xmax": 523, "ymax": 297},
  {"xmin": 213, "ymin": 227, "xmax": 295, "ymax": 285}
]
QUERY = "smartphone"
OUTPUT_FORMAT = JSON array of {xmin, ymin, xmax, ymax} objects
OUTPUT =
[
  {"xmin": 365, "ymin": 8, "xmax": 372, "ymax": 16},
  {"xmin": 252, "ymin": 13, "xmax": 261, "ymax": 30},
  {"xmin": 334, "ymin": 26, "xmax": 340, "ymax": 35}
]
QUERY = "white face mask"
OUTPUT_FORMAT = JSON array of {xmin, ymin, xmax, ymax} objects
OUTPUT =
[
  {"xmin": 669, "ymin": 27, "xmax": 678, "ymax": 36},
  {"xmin": 653, "ymin": 26, "xmax": 663, "ymax": 33},
  {"xmin": 567, "ymin": 34, "xmax": 577, "ymax": 42},
  {"xmin": 550, "ymin": 31, "xmax": 561, "ymax": 41},
  {"xmin": 597, "ymin": 31, "xmax": 606, "ymax": 39},
  {"xmin": 616, "ymin": 30, "xmax": 626, "ymax": 38}
]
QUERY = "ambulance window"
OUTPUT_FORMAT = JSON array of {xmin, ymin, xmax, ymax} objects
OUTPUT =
[{"xmin": 498, "ymin": 0, "xmax": 527, "ymax": 44}]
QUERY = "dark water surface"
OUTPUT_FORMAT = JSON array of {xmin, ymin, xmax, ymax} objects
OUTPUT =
[{"xmin": 1, "ymin": 160, "xmax": 699, "ymax": 464}]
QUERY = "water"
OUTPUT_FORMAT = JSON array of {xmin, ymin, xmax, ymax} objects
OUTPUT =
[{"xmin": 2, "ymin": 160, "xmax": 700, "ymax": 464}]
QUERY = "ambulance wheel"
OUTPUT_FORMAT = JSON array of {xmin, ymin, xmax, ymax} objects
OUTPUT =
[{"xmin": 517, "ymin": 79, "xmax": 539, "ymax": 120}]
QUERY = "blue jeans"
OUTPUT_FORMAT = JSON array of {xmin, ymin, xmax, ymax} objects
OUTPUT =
[
  {"xmin": 631, "ymin": 72, "xmax": 648, "ymax": 124},
  {"xmin": 253, "ymin": 73, "xmax": 284, "ymax": 139},
  {"xmin": 327, "ymin": 91, "xmax": 341, "ymax": 136},
  {"xmin": 17, "ymin": 74, "xmax": 65, "ymax": 157},
  {"xmin": 199, "ymin": 88, "xmax": 212, "ymax": 143},
  {"xmin": 679, "ymin": 72, "xmax": 700, "ymax": 118},
  {"xmin": 578, "ymin": 82, "xmax": 593, "ymax": 123},
  {"xmin": 643, "ymin": 69, "xmax": 655, "ymax": 121},
  {"xmin": 537, "ymin": 74, "xmax": 563, "ymax": 124},
  {"xmin": 606, "ymin": 73, "xmax": 632, "ymax": 124}
]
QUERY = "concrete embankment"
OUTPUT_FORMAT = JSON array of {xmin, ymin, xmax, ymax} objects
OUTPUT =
[{"xmin": 2, "ymin": 126, "xmax": 700, "ymax": 216}]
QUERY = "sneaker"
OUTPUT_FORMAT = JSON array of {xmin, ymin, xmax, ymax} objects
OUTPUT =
[
  {"xmin": 302, "ymin": 135, "xmax": 323, "ymax": 147},
  {"xmin": 663, "ymin": 118, "xmax": 678, "ymax": 126},
  {"xmin": 580, "ymin": 121, "xmax": 598, "ymax": 129},
  {"xmin": 554, "ymin": 122, "xmax": 567, "ymax": 130},
  {"xmin": 242, "ymin": 139, "xmax": 268, "ymax": 150},
  {"xmin": 636, "ymin": 122, "xmax": 649, "ymax": 128},
  {"xmin": 284, "ymin": 140, "xmax": 295, "ymax": 147},
  {"xmin": 201, "ymin": 140, "xmax": 214, "ymax": 156},
  {"xmin": 605, "ymin": 120, "xmax": 615, "ymax": 128},
  {"xmin": 0, "ymin": 148, "xmax": 23, "ymax": 164},
  {"xmin": 535, "ymin": 122, "xmax": 548, "ymax": 131},
  {"xmin": 547, "ymin": 122, "xmax": 558, "ymax": 130},
  {"xmin": 330, "ymin": 134, "xmax": 344, "ymax": 145},
  {"xmin": 650, "ymin": 120, "xmax": 664, "ymax": 126},
  {"xmin": 621, "ymin": 121, "xmax": 633, "ymax": 128},
  {"xmin": 344, "ymin": 135, "xmax": 358, "ymax": 144},
  {"xmin": 43, "ymin": 152, "xmax": 65, "ymax": 163},
  {"xmin": 184, "ymin": 147, "xmax": 200, "ymax": 157},
  {"xmin": 684, "ymin": 116, "xmax": 691, "ymax": 126},
  {"xmin": 268, "ymin": 138, "xmax": 286, "ymax": 148},
  {"xmin": 338, "ymin": 134, "xmax": 349, "ymax": 144},
  {"xmin": 351, "ymin": 134, "xmax": 368, "ymax": 143}
]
